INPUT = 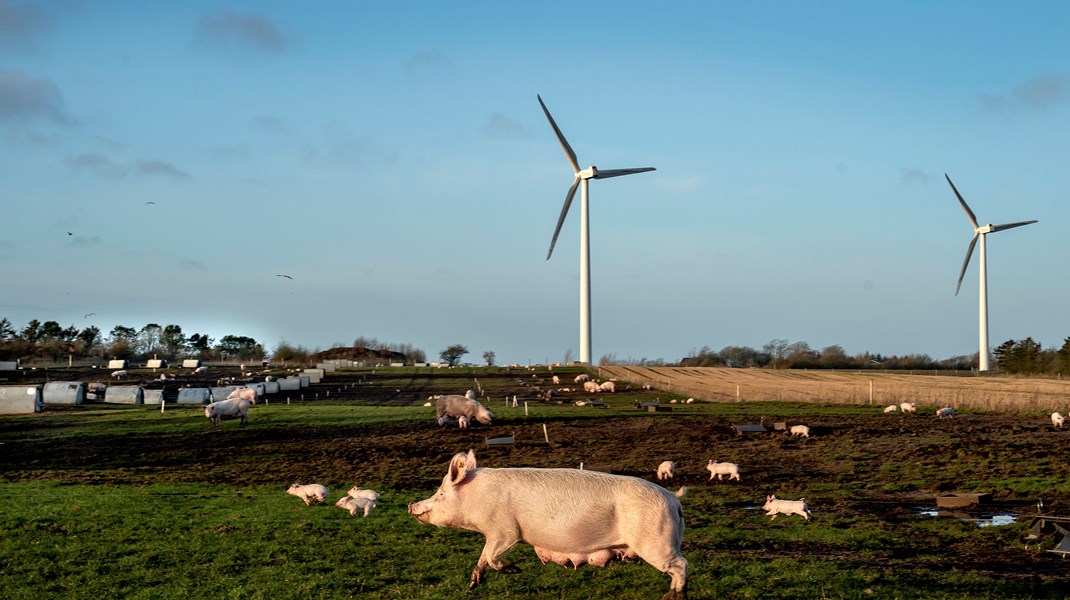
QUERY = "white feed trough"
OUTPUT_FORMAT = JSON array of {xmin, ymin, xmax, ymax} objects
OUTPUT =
[
  {"xmin": 176, "ymin": 388, "xmax": 211, "ymax": 404},
  {"xmin": 107, "ymin": 360, "xmax": 128, "ymax": 369},
  {"xmin": 105, "ymin": 386, "xmax": 144, "ymax": 405},
  {"xmin": 182, "ymin": 359, "xmax": 201, "ymax": 369},
  {"xmin": 145, "ymin": 359, "xmax": 166, "ymax": 369},
  {"xmin": 0, "ymin": 386, "xmax": 42, "ymax": 414},
  {"xmin": 42, "ymin": 381, "xmax": 85, "ymax": 405}
]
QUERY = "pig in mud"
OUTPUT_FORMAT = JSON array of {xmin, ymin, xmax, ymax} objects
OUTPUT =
[
  {"xmin": 435, "ymin": 395, "xmax": 494, "ymax": 426},
  {"xmin": 407, "ymin": 449, "xmax": 688, "ymax": 599}
]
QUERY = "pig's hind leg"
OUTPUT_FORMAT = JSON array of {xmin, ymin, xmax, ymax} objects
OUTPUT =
[{"xmin": 468, "ymin": 534, "xmax": 522, "ymax": 589}]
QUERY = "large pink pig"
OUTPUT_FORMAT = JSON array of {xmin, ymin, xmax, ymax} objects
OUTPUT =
[{"xmin": 408, "ymin": 450, "xmax": 688, "ymax": 599}]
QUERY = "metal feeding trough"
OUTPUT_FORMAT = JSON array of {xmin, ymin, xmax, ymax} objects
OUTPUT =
[
  {"xmin": 484, "ymin": 434, "xmax": 515, "ymax": 447},
  {"xmin": 936, "ymin": 492, "xmax": 992, "ymax": 509},
  {"xmin": 1025, "ymin": 515, "xmax": 1070, "ymax": 555},
  {"xmin": 734, "ymin": 423, "xmax": 767, "ymax": 435}
]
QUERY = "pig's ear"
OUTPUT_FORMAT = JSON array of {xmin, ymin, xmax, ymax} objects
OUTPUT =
[
  {"xmin": 465, "ymin": 449, "xmax": 478, "ymax": 469},
  {"xmin": 447, "ymin": 452, "xmax": 471, "ymax": 486}
]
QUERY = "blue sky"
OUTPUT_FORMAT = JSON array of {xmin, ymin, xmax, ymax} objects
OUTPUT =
[{"xmin": 3, "ymin": 0, "xmax": 1068, "ymax": 365}]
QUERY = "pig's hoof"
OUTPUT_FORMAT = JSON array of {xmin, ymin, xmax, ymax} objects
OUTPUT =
[{"xmin": 500, "ymin": 563, "xmax": 522, "ymax": 575}]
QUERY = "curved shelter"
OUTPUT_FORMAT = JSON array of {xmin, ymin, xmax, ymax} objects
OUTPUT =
[
  {"xmin": 143, "ymin": 390, "xmax": 165, "ymax": 405},
  {"xmin": 176, "ymin": 388, "xmax": 210, "ymax": 404},
  {"xmin": 43, "ymin": 381, "xmax": 85, "ymax": 405},
  {"xmin": 107, "ymin": 360, "xmax": 128, "ymax": 369},
  {"xmin": 105, "ymin": 386, "xmax": 144, "ymax": 405},
  {"xmin": 0, "ymin": 386, "xmax": 42, "ymax": 414}
]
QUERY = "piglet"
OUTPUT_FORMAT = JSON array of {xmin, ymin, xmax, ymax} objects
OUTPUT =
[
  {"xmin": 286, "ymin": 483, "xmax": 328, "ymax": 506},
  {"xmin": 762, "ymin": 494, "xmax": 811, "ymax": 521}
]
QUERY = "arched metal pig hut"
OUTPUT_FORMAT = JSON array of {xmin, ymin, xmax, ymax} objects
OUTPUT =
[
  {"xmin": 42, "ymin": 381, "xmax": 85, "ymax": 405},
  {"xmin": 176, "ymin": 388, "xmax": 210, "ymax": 404},
  {"xmin": 105, "ymin": 386, "xmax": 144, "ymax": 405},
  {"xmin": 0, "ymin": 386, "xmax": 42, "ymax": 414}
]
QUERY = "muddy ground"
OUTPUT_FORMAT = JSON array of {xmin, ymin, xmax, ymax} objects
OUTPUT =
[{"xmin": 3, "ymin": 366, "xmax": 1069, "ymax": 584}]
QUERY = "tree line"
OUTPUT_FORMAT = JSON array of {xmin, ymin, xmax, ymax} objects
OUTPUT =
[{"xmin": 0, "ymin": 317, "xmax": 264, "ymax": 362}]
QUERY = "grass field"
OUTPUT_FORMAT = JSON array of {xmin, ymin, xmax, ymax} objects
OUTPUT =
[{"xmin": 3, "ymin": 365, "xmax": 1069, "ymax": 599}]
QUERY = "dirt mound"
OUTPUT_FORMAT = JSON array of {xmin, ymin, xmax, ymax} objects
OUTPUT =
[{"xmin": 310, "ymin": 346, "xmax": 407, "ymax": 364}]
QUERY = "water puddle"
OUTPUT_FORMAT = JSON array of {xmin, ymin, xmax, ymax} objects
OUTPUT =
[{"xmin": 917, "ymin": 509, "xmax": 1017, "ymax": 527}]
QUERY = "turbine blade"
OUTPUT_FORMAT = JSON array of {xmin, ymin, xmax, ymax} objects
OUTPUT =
[
  {"xmin": 955, "ymin": 233, "xmax": 979, "ymax": 296},
  {"xmin": 990, "ymin": 219, "xmax": 1038, "ymax": 232},
  {"xmin": 547, "ymin": 178, "xmax": 580, "ymax": 260},
  {"xmin": 945, "ymin": 174, "xmax": 979, "ymax": 229},
  {"xmin": 537, "ymin": 95, "xmax": 580, "ymax": 174},
  {"xmin": 593, "ymin": 167, "xmax": 656, "ymax": 179}
]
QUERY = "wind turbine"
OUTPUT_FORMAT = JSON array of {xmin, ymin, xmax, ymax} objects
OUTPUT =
[
  {"xmin": 538, "ymin": 95, "xmax": 655, "ymax": 365},
  {"xmin": 945, "ymin": 173, "xmax": 1037, "ymax": 372}
]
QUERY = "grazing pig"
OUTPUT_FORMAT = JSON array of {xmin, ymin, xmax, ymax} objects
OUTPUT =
[
  {"xmin": 598, "ymin": 381, "xmax": 616, "ymax": 393},
  {"xmin": 789, "ymin": 425, "xmax": 810, "ymax": 438},
  {"xmin": 286, "ymin": 483, "xmax": 328, "ymax": 506},
  {"xmin": 706, "ymin": 460, "xmax": 741, "ymax": 481},
  {"xmin": 583, "ymin": 380, "xmax": 600, "ymax": 393},
  {"xmin": 900, "ymin": 402, "xmax": 917, "ymax": 414},
  {"xmin": 227, "ymin": 387, "xmax": 257, "ymax": 404},
  {"xmin": 883, "ymin": 405, "xmax": 898, "ymax": 413},
  {"xmin": 936, "ymin": 407, "xmax": 955, "ymax": 418},
  {"xmin": 574, "ymin": 374, "xmax": 590, "ymax": 384},
  {"xmin": 458, "ymin": 415, "xmax": 469, "ymax": 429},
  {"xmin": 335, "ymin": 495, "xmax": 376, "ymax": 517},
  {"xmin": 552, "ymin": 375, "xmax": 561, "ymax": 385},
  {"xmin": 193, "ymin": 366, "xmax": 209, "ymax": 374},
  {"xmin": 346, "ymin": 486, "xmax": 380, "ymax": 502},
  {"xmin": 204, "ymin": 397, "xmax": 250, "ymax": 426},
  {"xmin": 436, "ymin": 395, "xmax": 494, "ymax": 426},
  {"xmin": 762, "ymin": 494, "xmax": 811, "ymax": 521},
  {"xmin": 1051, "ymin": 412, "xmax": 1065, "ymax": 428},
  {"xmin": 110, "ymin": 370, "xmax": 127, "ymax": 380},
  {"xmin": 656, "ymin": 460, "xmax": 675, "ymax": 480},
  {"xmin": 408, "ymin": 450, "xmax": 689, "ymax": 598}
]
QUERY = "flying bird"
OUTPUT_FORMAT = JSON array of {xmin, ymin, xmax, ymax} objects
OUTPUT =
[
  {"xmin": 276, "ymin": 274, "xmax": 293, "ymax": 280},
  {"xmin": 84, "ymin": 312, "xmax": 95, "ymax": 318},
  {"xmin": 145, "ymin": 201, "xmax": 156, "ymax": 205},
  {"xmin": 67, "ymin": 232, "xmax": 73, "ymax": 236}
]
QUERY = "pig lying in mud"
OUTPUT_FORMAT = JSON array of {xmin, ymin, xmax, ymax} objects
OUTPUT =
[{"xmin": 408, "ymin": 450, "xmax": 688, "ymax": 599}]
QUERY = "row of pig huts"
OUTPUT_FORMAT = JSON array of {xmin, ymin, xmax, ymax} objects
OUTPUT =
[{"xmin": 0, "ymin": 367, "xmax": 331, "ymax": 415}]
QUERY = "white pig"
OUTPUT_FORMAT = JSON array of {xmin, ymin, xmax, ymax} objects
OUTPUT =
[
  {"xmin": 345, "ymin": 486, "xmax": 380, "ymax": 502},
  {"xmin": 408, "ymin": 450, "xmax": 688, "ymax": 598},
  {"xmin": 286, "ymin": 483, "xmax": 328, "ymax": 506},
  {"xmin": 706, "ymin": 460, "xmax": 741, "ymax": 481},
  {"xmin": 762, "ymin": 494, "xmax": 811, "ymax": 521},
  {"xmin": 656, "ymin": 460, "xmax": 675, "ymax": 480},
  {"xmin": 900, "ymin": 402, "xmax": 917, "ymax": 414},
  {"xmin": 1051, "ymin": 412, "xmax": 1065, "ymax": 428},
  {"xmin": 883, "ymin": 405, "xmax": 898, "ymax": 413},
  {"xmin": 436, "ymin": 395, "xmax": 494, "ymax": 426},
  {"xmin": 789, "ymin": 425, "xmax": 810, "ymax": 438},
  {"xmin": 936, "ymin": 407, "xmax": 955, "ymax": 418},
  {"xmin": 335, "ymin": 495, "xmax": 376, "ymax": 517},
  {"xmin": 204, "ymin": 398, "xmax": 250, "ymax": 426}
]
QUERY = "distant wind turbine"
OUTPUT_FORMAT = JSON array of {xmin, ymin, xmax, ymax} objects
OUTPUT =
[
  {"xmin": 538, "ymin": 94, "xmax": 655, "ymax": 365},
  {"xmin": 945, "ymin": 173, "xmax": 1037, "ymax": 372}
]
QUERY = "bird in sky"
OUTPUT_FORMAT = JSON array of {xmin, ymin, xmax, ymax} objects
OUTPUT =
[
  {"xmin": 145, "ymin": 201, "xmax": 156, "ymax": 205},
  {"xmin": 276, "ymin": 274, "xmax": 293, "ymax": 280},
  {"xmin": 67, "ymin": 231, "xmax": 73, "ymax": 236},
  {"xmin": 84, "ymin": 312, "xmax": 95, "ymax": 318}
]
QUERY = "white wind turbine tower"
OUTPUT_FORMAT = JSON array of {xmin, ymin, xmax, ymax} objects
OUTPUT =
[
  {"xmin": 538, "ymin": 95, "xmax": 655, "ymax": 365},
  {"xmin": 945, "ymin": 173, "xmax": 1037, "ymax": 372}
]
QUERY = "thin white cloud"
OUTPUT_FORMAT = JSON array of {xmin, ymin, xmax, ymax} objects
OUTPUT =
[
  {"xmin": 0, "ymin": 67, "xmax": 75, "ymax": 126},
  {"xmin": 180, "ymin": 259, "xmax": 207, "ymax": 271},
  {"xmin": 483, "ymin": 111, "xmax": 528, "ymax": 139},
  {"xmin": 250, "ymin": 114, "xmax": 289, "ymax": 134},
  {"xmin": 978, "ymin": 74, "xmax": 1069, "ymax": 113},
  {"xmin": 900, "ymin": 167, "xmax": 934, "ymax": 184},
  {"xmin": 137, "ymin": 159, "xmax": 191, "ymax": 180},
  {"xmin": 404, "ymin": 49, "xmax": 455, "ymax": 80},
  {"xmin": 65, "ymin": 153, "xmax": 127, "ymax": 178},
  {"xmin": 193, "ymin": 10, "xmax": 293, "ymax": 54},
  {"xmin": 0, "ymin": 0, "xmax": 55, "ymax": 55},
  {"xmin": 302, "ymin": 122, "xmax": 395, "ymax": 168}
]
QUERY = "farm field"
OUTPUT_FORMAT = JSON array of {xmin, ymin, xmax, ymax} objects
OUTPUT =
[{"xmin": 2, "ymin": 365, "xmax": 1069, "ymax": 599}]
